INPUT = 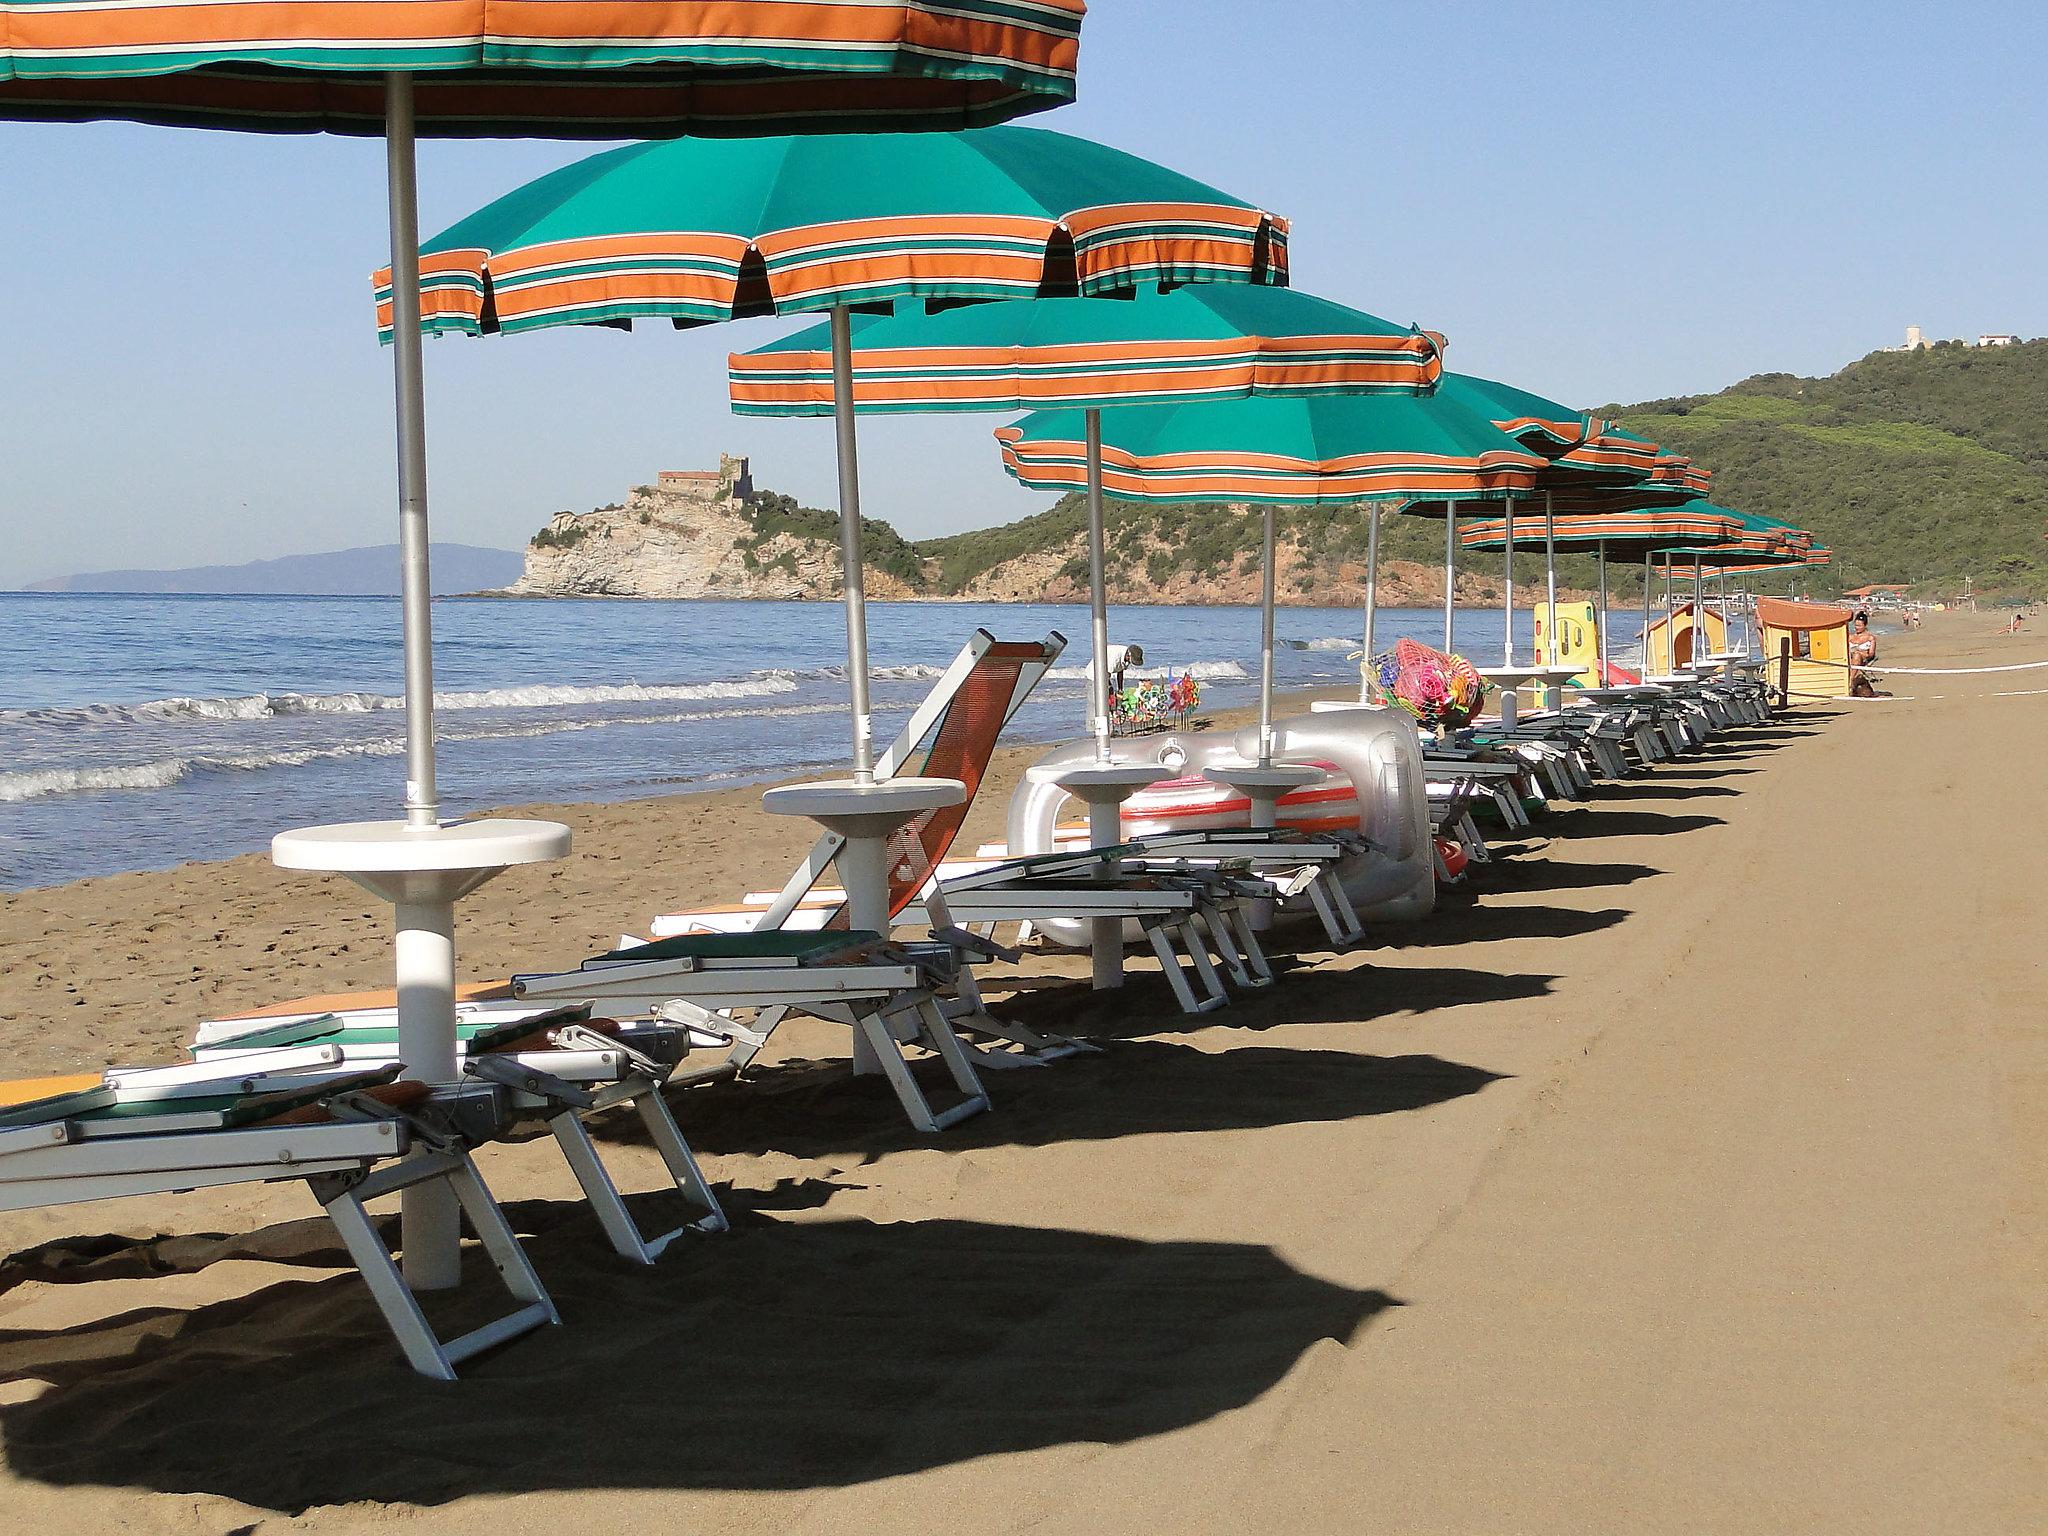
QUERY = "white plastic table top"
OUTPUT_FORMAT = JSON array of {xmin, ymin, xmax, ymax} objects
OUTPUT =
[
  {"xmin": 272, "ymin": 817, "xmax": 571, "ymax": 874},
  {"xmin": 762, "ymin": 776, "xmax": 964, "ymax": 831},
  {"xmin": 1572, "ymin": 685, "xmax": 1667, "ymax": 703},
  {"xmin": 1643, "ymin": 672, "xmax": 1704, "ymax": 687},
  {"xmin": 1528, "ymin": 665, "xmax": 1584, "ymax": 685},
  {"xmin": 1309, "ymin": 698, "xmax": 1376, "ymax": 713},
  {"xmin": 1477, "ymin": 665, "xmax": 1545, "ymax": 688},
  {"xmin": 1030, "ymin": 762, "xmax": 1173, "ymax": 797},
  {"xmin": 1202, "ymin": 761, "xmax": 1326, "ymax": 792}
]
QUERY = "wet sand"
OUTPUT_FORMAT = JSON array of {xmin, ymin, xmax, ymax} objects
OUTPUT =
[{"xmin": 0, "ymin": 610, "xmax": 2041, "ymax": 1533}]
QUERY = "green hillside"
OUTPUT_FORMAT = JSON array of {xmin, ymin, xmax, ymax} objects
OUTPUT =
[
  {"xmin": 912, "ymin": 339, "xmax": 2048, "ymax": 601},
  {"xmin": 1608, "ymin": 338, "xmax": 2048, "ymax": 596}
]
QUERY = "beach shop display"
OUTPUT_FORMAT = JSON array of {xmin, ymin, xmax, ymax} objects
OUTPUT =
[
  {"xmin": 1377, "ymin": 638, "xmax": 1489, "ymax": 732},
  {"xmin": 0, "ymin": 0, "xmax": 1089, "ymax": 1370}
]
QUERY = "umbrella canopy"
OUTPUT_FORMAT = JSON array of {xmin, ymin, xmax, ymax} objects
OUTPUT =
[
  {"xmin": 995, "ymin": 393, "xmax": 1546, "ymax": 504},
  {"xmin": 998, "ymin": 392, "xmax": 1547, "ymax": 751},
  {"xmin": 728, "ymin": 286, "xmax": 1440, "ymax": 414},
  {"xmin": 401, "ymin": 124, "xmax": 1283, "ymax": 788},
  {"xmin": 729, "ymin": 283, "xmax": 1438, "ymax": 768},
  {"xmin": 1459, "ymin": 502, "xmax": 1746, "ymax": 558},
  {"xmin": 1434, "ymin": 375, "xmax": 1657, "ymax": 485},
  {"xmin": 386, "ymin": 126, "xmax": 1286, "ymax": 339},
  {"xmin": 0, "ymin": 0, "xmax": 1085, "ymax": 133},
  {"xmin": 1, "ymin": 1, "xmax": 1090, "ymax": 1306}
]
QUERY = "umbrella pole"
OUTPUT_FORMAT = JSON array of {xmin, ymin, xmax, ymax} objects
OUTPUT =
[
  {"xmin": 1596, "ymin": 539, "xmax": 1609, "ymax": 683},
  {"xmin": 381, "ymin": 70, "xmax": 459, "ymax": 1291},
  {"xmin": 1360, "ymin": 503, "xmax": 1380, "ymax": 702},
  {"xmin": 1085, "ymin": 409, "xmax": 1112, "ymax": 763},
  {"xmin": 384, "ymin": 74, "xmax": 438, "ymax": 832},
  {"xmin": 1696, "ymin": 552, "xmax": 1706, "ymax": 659},
  {"xmin": 1258, "ymin": 504, "xmax": 1277, "ymax": 766},
  {"xmin": 829, "ymin": 306, "xmax": 875, "ymax": 782},
  {"xmin": 1443, "ymin": 501, "xmax": 1458, "ymax": 652},
  {"xmin": 1543, "ymin": 489, "xmax": 1557, "ymax": 667},
  {"xmin": 1502, "ymin": 500, "xmax": 1516, "ymax": 665},
  {"xmin": 1642, "ymin": 553, "xmax": 1653, "ymax": 672}
]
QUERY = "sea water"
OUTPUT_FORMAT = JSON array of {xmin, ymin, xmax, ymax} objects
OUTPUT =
[{"xmin": 0, "ymin": 592, "xmax": 1646, "ymax": 890}]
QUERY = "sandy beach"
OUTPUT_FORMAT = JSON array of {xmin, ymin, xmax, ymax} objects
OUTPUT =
[{"xmin": 0, "ymin": 610, "xmax": 2042, "ymax": 1534}]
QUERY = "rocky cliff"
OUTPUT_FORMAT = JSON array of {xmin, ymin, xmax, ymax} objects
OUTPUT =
[
  {"xmin": 507, "ymin": 477, "xmax": 1602, "ymax": 606},
  {"xmin": 505, "ymin": 481, "xmax": 926, "ymax": 601}
]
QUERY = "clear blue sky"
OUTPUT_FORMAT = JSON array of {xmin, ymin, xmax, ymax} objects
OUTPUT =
[{"xmin": 4, "ymin": 1, "xmax": 2043, "ymax": 584}]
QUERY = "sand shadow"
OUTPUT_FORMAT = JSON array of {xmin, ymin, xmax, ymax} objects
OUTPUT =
[
  {"xmin": 1390, "ymin": 903, "xmax": 1629, "ymax": 946},
  {"xmin": 1541, "ymin": 809, "xmax": 1726, "ymax": 839},
  {"xmin": 0, "ymin": 1216, "xmax": 1397, "ymax": 1513},
  {"xmin": 1588, "ymin": 782, "xmax": 1741, "ymax": 800},
  {"xmin": 1466, "ymin": 857, "xmax": 1664, "ymax": 894},
  {"xmin": 672, "ymin": 1040, "xmax": 1504, "ymax": 1159}
]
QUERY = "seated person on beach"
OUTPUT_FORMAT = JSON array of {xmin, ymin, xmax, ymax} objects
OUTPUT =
[
  {"xmin": 2010, "ymin": 611, "xmax": 2027, "ymax": 635},
  {"xmin": 1848, "ymin": 611, "xmax": 1880, "ymax": 695}
]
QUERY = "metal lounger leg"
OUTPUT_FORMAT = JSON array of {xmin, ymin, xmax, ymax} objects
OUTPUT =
[
  {"xmin": 912, "ymin": 997, "xmax": 993, "ymax": 1127},
  {"xmin": 1306, "ymin": 871, "xmax": 1364, "ymax": 946},
  {"xmin": 856, "ymin": 999, "xmax": 989, "ymax": 1134},
  {"xmin": 314, "ymin": 1152, "xmax": 558, "ymax": 1380},
  {"xmin": 545, "ymin": 1088, "xmax": 726, "ymax": 1265},
  {"xmin": 1193, "ymin": 903, "xmax": 1258, "ymax": 990},
  {"xmin": 1145, "ymin": 918, "xmax": 1226, "ymax": 1014},
  {"xmin": 1222, "ymin": 901, "xmax": 1274, "ymax": 985},
  {"xmin": 1175, "ymin": 915, "xmax": 1235, "ymax": 1005}
]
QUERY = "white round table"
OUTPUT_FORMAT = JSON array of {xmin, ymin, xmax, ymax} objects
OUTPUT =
[
  {"xmin": 1478, "ymin": 665, "xmax": 1545, "ymax": 729},
  {"xmin": 1528, "ymin": 664, "xmax": 1583, "ymax": 708},
  {"xmin": 273, "ymin": 816, "xmax": 571, "ymax": 1288},
  {"xmin": 761, "ymin": 777, "xmax": 964, "ymax": 1073},
  {"xmin": 1202, "ymin": 760, "xmax": 1325, "ymax": 830},
  {"xmin": 1030, "ymin": 761, "xmax": 1172, "ymax": 989}
]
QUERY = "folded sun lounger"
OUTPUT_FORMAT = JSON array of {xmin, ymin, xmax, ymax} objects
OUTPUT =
[{"xmin": 0, "ymin": 1063, "xmax": 555, "ymax": 1379}]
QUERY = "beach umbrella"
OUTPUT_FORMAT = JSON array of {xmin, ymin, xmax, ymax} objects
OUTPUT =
[
  {"xmin": 1422, "ymin": 376, "xmax": 1661, "ymax": 673},
  {"xmin": 1, "ymin": 2, "xmax": 1086, "ymax": 1301},
  {"xmin": 996, "ymin": 392, "xmax": 1548, "ymax": 765},
  {"xmin": 1459, "ymin": 504, "xmax": 1744, "ymax": 681},
  {"xmin": 1648, "ymin": 510, "xmax": 1806, "ymax": 667},
  {"xmin": 403, "ymin": 126, "xmax": 1289, "ymax": 783},
  {"xmin": 731, "ymin": 286, "xmax": 1442, "ymax": 759}
]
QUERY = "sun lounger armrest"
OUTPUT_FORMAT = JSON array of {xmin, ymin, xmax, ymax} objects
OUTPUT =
[{"xmin": 931, "ymin": 924, "xmax": 1023, "ymax": 966}]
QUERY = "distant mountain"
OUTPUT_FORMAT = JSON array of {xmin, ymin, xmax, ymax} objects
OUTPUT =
[{"xmin": 21, "ymin": 543, "xmax": 526, "ymax": 596}]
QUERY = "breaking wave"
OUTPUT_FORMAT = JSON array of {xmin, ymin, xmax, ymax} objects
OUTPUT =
[
  {"xmin": 0, "ymin": 699, "xmax": 847, "ymax": 804},
  {"xmin": 1, "ymin": 675, "xmax": 802, "ymax": 728}
]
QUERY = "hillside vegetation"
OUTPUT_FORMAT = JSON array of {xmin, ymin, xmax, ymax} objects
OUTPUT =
[
  {"xmin": 1608, "ymin": 338, "xmax": 2048, "ymax": 596},
  {"xmin": 524, "ymin": 339, "xmax": 2047, "ymax": 603}
]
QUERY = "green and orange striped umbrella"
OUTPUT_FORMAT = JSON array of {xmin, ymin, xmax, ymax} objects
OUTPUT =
[
  {"xmin": 1, "ymin": 0, "xmax": 1089, "ymax": 1306},
  {"xmin": 1460, "ymin": 502, "xmax": 1749, "ymax": 679},
  {"xmin": 0, "ymin": 1, "xmax": 1085, "ymax": 134},
  {"xmin": 385, "ymin": 126, "xmax": 1285, "ymax": 340},
  {"xmin": 727, "ymin": 286, "xmax": 1436, "ymax": 414},
  {"xmin": 724, "ymin": 283, "xmax": 1431, "ymax": 761},
  {"xmin": 403, "ymin": 124, "xmax": 1285, "ymax": 781},
  {"xmin": 996, "ymin": 392, "xmax": 1550, "ymax": 736}
]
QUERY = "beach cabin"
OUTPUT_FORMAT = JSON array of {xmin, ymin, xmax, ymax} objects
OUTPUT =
[
  {"xmin": 1756, "ymin": 598, "xmax": 1853, "ymax": 703},
  {"xmin": 1640, "ymin": 601, "xmax": 1731, "ymax": 674}
]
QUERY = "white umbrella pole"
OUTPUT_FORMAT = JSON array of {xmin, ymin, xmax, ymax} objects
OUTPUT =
[
  {"xmin": 1443, "ymin": 501, "xmax": 1458, "ymax": 652},
  {"xmin": 1360, "ymin": 503, "xmax": 1380, "ymax": 702},
  {"xmin": 384, "ymin": 74, "xmax": 438, "ymax": 832},
  {"xmin": 829, "ymin": 306, "xmax": 875, "ymax": 782},
  {"xmin": 381, "ymin": 71, "xmax": 459, "ymax": 1290},
  {"xmin": 1596, "ymin": 539, "xmax": 1609, "ymax": 683},
  {"xmin": 1543, "ymin": 489, "xmax": 1557, "ymax": 665},
  {"xmin": 1258, "ymin": 503, "xmax": 1277, "ymax": 766},
  {"xmin": 1501, "ymin": 500, "xmax": 1516, "ymax": 665},
  {"xmin": 1085, "ymin": 408, "xmax": 1112, "ymax": 763},
  {"xmin": 1642, "ymin": 553, "xmax": 1654, "ymax": 671},
  {"xmin": 1695, "ymin": 552, "xmax": 1706, "ymax": 659}
]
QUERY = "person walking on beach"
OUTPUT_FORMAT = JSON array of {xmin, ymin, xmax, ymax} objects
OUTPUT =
[{"xmin": 1848, "ymin": 611, "xmax": 1880, "ymax": 696}]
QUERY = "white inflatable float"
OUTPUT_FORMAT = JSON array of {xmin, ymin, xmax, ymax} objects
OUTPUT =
[{"xmin": 1006, "ymin": 703, "xmax": 1436, "ymax": 949}]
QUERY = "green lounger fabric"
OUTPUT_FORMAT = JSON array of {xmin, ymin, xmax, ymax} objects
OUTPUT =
[{"xmin": 590, "ymin": 930, "xmax": 886, "ymax": 965}]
